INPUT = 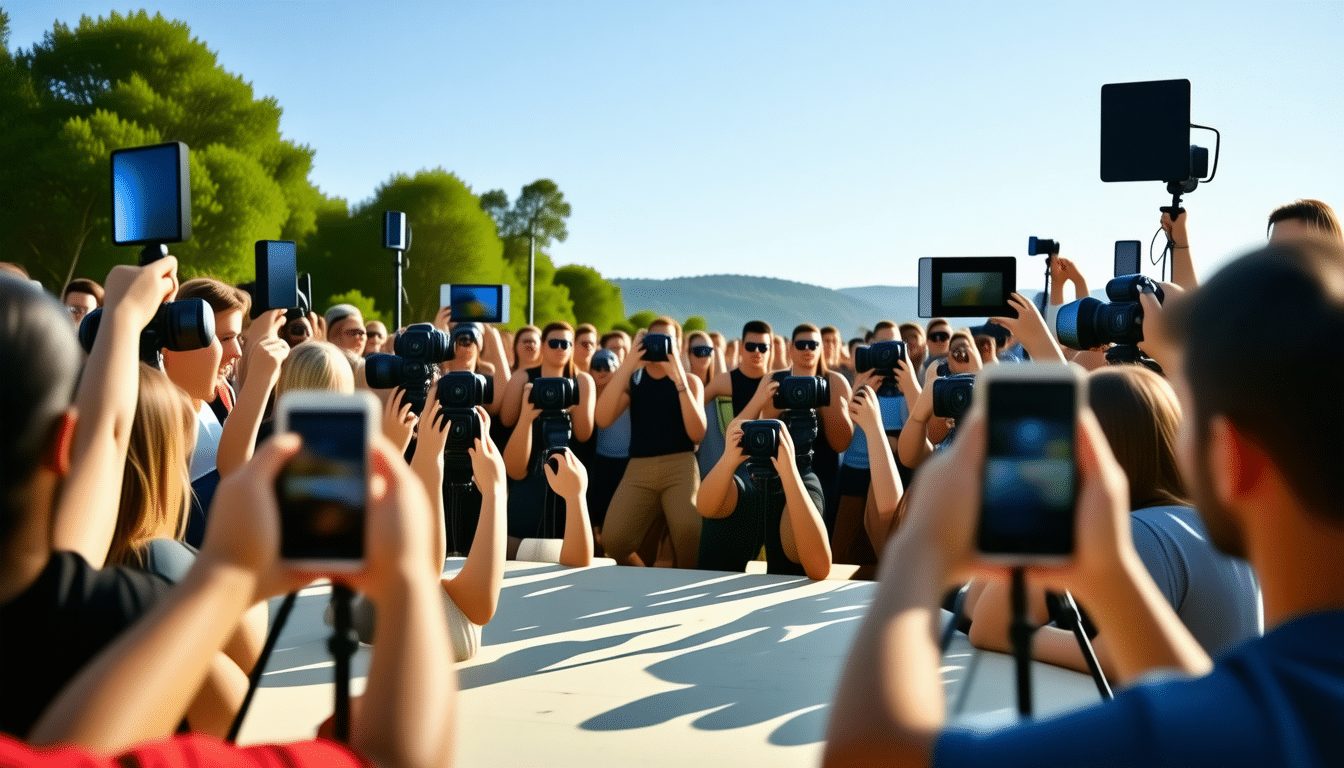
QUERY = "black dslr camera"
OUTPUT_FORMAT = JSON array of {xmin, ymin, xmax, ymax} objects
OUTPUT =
[
  {"xmin": 854, "ymin": 340, "xmax": 907, "ymax": 396},
  {"xmin": 640, "ymin": 333, "xmax": 673, "ymax": 362},
  {"xmin": 530, "ymin": 376, "xmax": 580, "ymax": 463},
  {"xmin": 932, "ymin": 373, "xmax": 976, "ymax": 420},
  {"xmin": 365, "ymin": 323, "xmax": 454, "ymax": 415},
  {"xmin": 1055, "ymin": 275, "xmax": 1165, "ymax": 351},
  {"xmin": 78, "ymin": 300, "xmax": 216, "ymax": 367},
  {"xmin": 436, "ymin": 371, "xmax": 494, "ymax": 486},
  {"xmin": 740, "ymin": 419, "xmax": 782, "ymax": 478},
  {"xmin": 773, "ymin": 375, "xmax": 831, "ymax": 410}
]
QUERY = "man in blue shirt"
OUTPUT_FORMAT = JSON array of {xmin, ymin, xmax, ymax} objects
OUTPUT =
[{"xmin": 824, "ymin": 237, "xmax": 1344, "ymax": 768}]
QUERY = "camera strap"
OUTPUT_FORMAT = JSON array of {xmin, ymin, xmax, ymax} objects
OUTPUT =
[{"xmin": 227, "ymin": 592, "xmax": 298, "ymax": 742}]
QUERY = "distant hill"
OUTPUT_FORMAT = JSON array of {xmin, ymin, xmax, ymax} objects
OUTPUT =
[{"xmin": 611, "ymin": 275, "xmax": 1049, "ymax": 337}]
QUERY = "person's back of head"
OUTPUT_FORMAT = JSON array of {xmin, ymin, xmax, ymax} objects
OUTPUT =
[
  {"xmin": 1168, "ymin": 235, "xmax": 1344, "ymax": 528},
  {"xmin": 1267, "ymin": 199, "xmax": 1342, "ymax": 243},
  {"xmin": 110, "ymin": 364, "xmax": 196, "ymax": 567},
  {"xmin": 276, "ymin": 340, "xmax": 356, "ymax": 399},
  {"xmin": 0, "ymin": 274, "xmax": 82, "ymax": 545},
  {"xmin": 1087, "ymin": 366, "xmax": 1188, "ymax": 510}
]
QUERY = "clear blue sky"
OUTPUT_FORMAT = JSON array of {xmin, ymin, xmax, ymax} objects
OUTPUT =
[{"xmin": 7, "ymin": 1, "xmax": 1343, "ymax": 290}]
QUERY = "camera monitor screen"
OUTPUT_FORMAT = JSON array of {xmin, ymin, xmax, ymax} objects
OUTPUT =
[
  {"xmin": 254, "ymin": 240, "xmax": 299, "ymax": 319},
  {"xmin": 440, "ymin": 284, "xmax": 511, "ymax": 324},
  {"xmin": 918, "ymin": 257, "xmax": 1016, "ymax": 318},
  {"xmin": 111, "ymin": 142, "xmax": 192, "ymax": 246},
  {"xmin": 1100, "ymin": 79, "xmax": 1191, "ymax": 183}
]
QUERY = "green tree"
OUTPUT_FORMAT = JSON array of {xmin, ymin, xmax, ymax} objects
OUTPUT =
[
  {"xmin": 325, "ymin": 289, "xmax": 388, "ymax": 328},
  {"xmin": 309, "ymin": 169, "xmax": 509, "ymax": 328},
  {"xmin": 555, "ymin": 264, "xmax": 623, "ymax": 330},
  {"xmin": 0, "ymin": 11, "xmax": 331, "ymax": 288},
  {"xmin": 683, "ymin": 315, "xmax": 708, "ymax": 334},
  {"xmin": 628, "ymin": 310, "xmax": 658, "ymax": 329},
  {"xmin": 480, "ymin": 179, "xmax": 575, "ymax": 325},
  {"xmin": 499, "ymin": 235, "xmax": 575, "ymax": 327}
]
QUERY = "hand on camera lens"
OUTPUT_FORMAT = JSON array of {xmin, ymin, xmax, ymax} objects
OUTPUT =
[
  {"xmin": 849, "ymin": 385, "xmax": 883, "ymax": 434},
  {"xmin": 197, "ymin": 433, "xmax": 308, "ymax": 603},
  {"xmin": 724, "ymin": 418, "xmax": 748, "ymax": 463},
  {"xmin": 543, "ymin": 448, "xmax": 588, "ymax": 497},
  {"xmin": 416, "ymin": 394, "xmax": 450, "ymax": 456},
  {"xmin": 382, "ymin": 387, "xmax": 418, "ymax": 454},
  {"xmin": 770, "ymin": 421, "xmax": 797, "ymax": 472},
  {"xmin": 519, "ymin": 383, "xmax": 540, "ymax": 423},
  {"xmin": 103, "ymin": 258, "xmax": 179, "ymax": 329},
  {"xmin": 468, "ymin": 413, "xmax": 506, "ymax": 492}
]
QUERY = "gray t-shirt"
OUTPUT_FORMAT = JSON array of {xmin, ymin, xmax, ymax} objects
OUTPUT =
[{"xmin": 1130, "ymin": 504, "xmax": 1263, "ymax": 657}]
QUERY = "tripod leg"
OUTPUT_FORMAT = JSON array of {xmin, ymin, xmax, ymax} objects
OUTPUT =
[{"xmin": 1009, "ymin": 568, "xmax": 1033, "ymax": 719}]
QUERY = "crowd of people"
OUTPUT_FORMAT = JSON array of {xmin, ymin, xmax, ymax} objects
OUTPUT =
[{"xmin": 0, "ymin": 197, "xmax": 1342, "ymax": 766}]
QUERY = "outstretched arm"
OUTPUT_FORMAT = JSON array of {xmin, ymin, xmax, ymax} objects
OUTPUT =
[
  {"xmin": 216, "ymin": 333, "xmax": 289, "ymax": 478},
  {"xmin": 773, "ymin": 428, "xmax": 831, "ymax": 580},
  {"xmin": 442, "ymin": 409, "xmax": 508, "ymax": 626},
  {"xmin": 544, "ymin": 448, "xmax": 595, "ymax": 568}
]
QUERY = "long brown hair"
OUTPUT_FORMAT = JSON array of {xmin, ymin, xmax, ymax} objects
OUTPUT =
[
  {"xmin": 512, "ymin": 325, "xmax": 541, "ymax": 372},
  {"xmin": 109, "ymin": 364, "xmax": 196, "ymax": 567},
  {"xmin": 791, "ymin": 323, "xmax": 829, "ymax": 378},
  {"xmin": 541, "ymin": 320, "xmax": 577, "ymax": 379},
  {"xmin": 1088, "ymin": 366, "xmax": 1189, "ymax": 509}
]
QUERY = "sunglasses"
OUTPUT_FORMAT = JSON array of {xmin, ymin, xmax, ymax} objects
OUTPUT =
[
  {"xmin": 743, "ymin": 341, "xmax": 769, "ymax": 353},
  {"xmin": 928, "ymin": 331, "xmax": 950, "ymax": 343},
  {"xmin": 794, "ymin": 340, "xmax": 820, "ymax": 351},
  {"xmin": 455, "ymin": 336, "xmax": 477, "ymax": 347},
  {"xmin": 691, "ymin": 345, "xmax": 714, "ymax": 358},
  {"xmin": 547, "ymin": 338, "xmax": 572, "ymax": 350}
]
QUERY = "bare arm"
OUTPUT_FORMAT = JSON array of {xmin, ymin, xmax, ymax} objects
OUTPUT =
[
  {"xmin": 543, "ymin": 448, "xmax": 594, "ymax": 568},
  {"xmin": 498, "ymin": 370, "xmax": 527, "ymax": 428},
  {"xmin": 595, "ymin": 354, "xmax": 637, "ymax": 429},
  {"xmin": 774, "ymin": 429, "xmax": 831, "ymax": 580},
  {"xmin": 216, "ymin": 336, "xmax": 288, "ymax": 478},
  {"xmin": 1163, "ymin": 211, "xmax": 1198, "ymax": 291},
  {"xmin": 442, "ymin": 411, "xmax": 508, "ymax": 626},
  {"xmin": 410, "ymin": 397, "xmax": 449, "ymax": 574},
  {"xmin": 571, "ymin": 372, "xmax": 596, "ymax": 442},
  {"xmin": 820, "ymin": 371, "xmax": 854, "ymax": 453},
  {"xmin": 697, "ymin": 420, "xmax": 747, "ymax": 519},
  {"xmin": 702, "ymin": 370, "xmax": 732, "ymax": 404},
  {"xmin": 849, "ymin": 385, "xmax": 902, "ymax": 537},
  {"xmin": 503, "ymin": 385, "xmax": 537, "ymax": 481},
  {"xmin": 53, "ymin": 260, "xmax": 178, "ymax": 568}
]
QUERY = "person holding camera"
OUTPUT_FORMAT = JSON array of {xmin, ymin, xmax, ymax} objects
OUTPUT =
[
  {"xmin": 585, "ymin": 349, "xmax": 629, "ymax": 554},
  {"xmin": 596, "ymin": 317, "xmax": 707, "ymax": 568},
  {"xmin": 825, "ymin": 238, "xmax": 1344, "ymax": 768},
  {"xmin": 15, "ymin": 430, "xmax": 457, "ymax": 768},
  {"xmin": 501, "ymin": 321, "xmax": 596, "ymax": 553},
  {"xmin": 919, "ymin": 318, "xmax": 952, "ymax": 376},
  {"xmin": 697, "ymin": 418, "xmax": 832, "ymax": 579},
  {"xmin": 896, "ymin": 330, "xmax": 981, "ymax": 470}
]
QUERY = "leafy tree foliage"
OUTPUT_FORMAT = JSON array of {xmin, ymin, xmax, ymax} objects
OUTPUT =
[
  {"xmin": 325, "ymin": 289, "xmax": 388, "ymax": 328},
  {"xmin": 627, "ymin": 310, "xmax": 658, "ymax": 329},
  {"xmin": 555, "ymin": 263, "xmax": 623, "ymax": 330},
  {"xmin": 0, "ymin": 11, "xmax": 330, "ymax": 288},
  {"xmin": 683, "ymin": 315, "xmax": 708, "ymax": 333}
]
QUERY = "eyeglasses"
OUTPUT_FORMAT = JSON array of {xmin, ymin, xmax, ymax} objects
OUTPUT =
[
  {"xmin": 66, "ymin": 305, "xmax": 90, "ymax": 319},
  {"xmin": 928, "ymin": 331, "xmax": 950, "ymax": 343},
  {"xmin": 743, "ymin": 341, "xmax": 769, "ymax": 354},
  {"xmin": 455, "ymin": 337, "xmax": 477, "ymax": 347},
  {"xmin": 547, "ymin": 338, "xmax": 572, "ymax": 350},
  {"xmin": 794, "ymin": 340, "xmax": 820, "ymax": 351},
  {"xmin": 691, "ymin": 345, "xmax": 714, "ymax": 358},
  {"xmin": 343, "ymin": 328, "xmax": 367, "ymax": 340}
]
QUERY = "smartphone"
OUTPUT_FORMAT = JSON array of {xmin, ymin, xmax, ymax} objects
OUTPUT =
[
  {"xmin": 1114, "ymin": 240, "xmax": 1142, "ymax": 277},
  {"xmin": 274, "ymin": 391, "xmax": 379, "ymax": 569},
  {"xmin": 110, "ymin": 141, "xmax": 192, "ymax": 249},
  {"xmin": 253, "ymin": 240, "xmax": 299, "ymax": 319},
  {"xmin": 977, "ymin": 365, "xmax": 1081, "ymax": 564},
  {"xmin": 440, "ymin": 283, "xmax": 511, "ymax": 324}
]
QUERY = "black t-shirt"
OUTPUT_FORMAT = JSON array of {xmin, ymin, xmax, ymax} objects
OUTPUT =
[
  {"xmin": 730, "ymin": 368, "xmax": 762, "ymax": 416},
  {"xmin": 628, "ymin": 370, "xmax": 694, "ymax": 458},
  {"xmin": 0, "ymin": 551, "xmax": 173, "ymax": 737}
]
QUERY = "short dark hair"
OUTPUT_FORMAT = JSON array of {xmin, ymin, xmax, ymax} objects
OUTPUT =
[
  {"xmin": 820, "ymin": 325, "xmax": 839, "ymax": 336},
  {"xmin": 1168, "ymin": 236, "xmax": 1344, "ymax": 520},
  {"xmin": 178, "ymin": 278, "xmax": 249, "ymax": 316},
  {"xmin": 1, "ymin": 274, "xmax": 83, "ymax": 543},
  {"xmin": 575, "ymin": 323, "xmax": 598, "ymax": 338},
  {"xmin": 1267, "ymin": 199, "xmax": 1342, "ymax": 242},
  {"xmin": 742, "ymin": 320, "xmax": 772, "ymax": 338},
  {"xmin": 62, "ymin": 278, "xmax": 104, "ymax": 306},
  {"xmin": 599, "ymin": 331, "xmax": 625, "ymax": 347},
  {"xmin": 873, "ymin": 320, "xmax": 897, "ymax": 333}
]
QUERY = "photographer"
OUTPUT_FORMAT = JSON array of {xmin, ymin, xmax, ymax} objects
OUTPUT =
[
  {"xmin": 697, "ymin": 419, "xmax": 831, "ymax": 580},
  {"xmin": 501, "ymin": 322, "xmax": 596, "ymax": 552},
  {"xmin": 896, "ymin": 330, "xmax": 980, "ymax": 470},
  {"xmin": 899, "ymin": 323, "xmax": 927, "ymax": 373},
  {"xmin": 824, "ymin": 238, "xmax": 1344, "ymax": 768},
  {"xmin": 702, "ymin": 321, "xmax": 775, "ymax": 418},
  {"xmin": 596, "ymin": 317, "xmax": 706, "ymax": 568},
  {"xmin": 20, "ymin": 434, "xmax": 456, "ymax": 768},
  {"xmin": 61, "ymin": 278, "xmax": 103, "ymax": 328},
  {"xmin": 442, "ymin": 323, "xmax": 508, "ymax": 418},
  {"xmin": 919, "ymin": 319, "xmax": 951, "ymax": 376},
  {"xmin": 586, "ymin": 350, "xmax": 629, "ymax": 553}
]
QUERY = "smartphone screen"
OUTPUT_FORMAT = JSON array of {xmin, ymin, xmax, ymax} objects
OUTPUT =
[
  {"xmin": 254, "ymin": 241, "xmax": 298, "ymax": 318},
  {"xmin": 277, "ymin": 410, "xmax": 367, "ymax": 563},
  {"xmin": 1114, "ymin": 240, "xmax": 1142, "ymax": 277},
  {"xmin": 441, "ymin": 284, "xmax": 510, "ymax": 323},
  {"xmin": 111, "ymin": 142, "xmax": 190, "ymax": 245},
  {"xmin": 979, "ymin": 380, "xmax": 1077, "ymax": 559}
]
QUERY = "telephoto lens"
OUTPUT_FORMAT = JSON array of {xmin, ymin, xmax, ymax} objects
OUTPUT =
[
  {"xmin": 530, "ymin": 377, "xmax": 580, "ymax": 410},
  {"xmin": 641, "ymin": 333, "xmax": 673, "ymax": 362},
  {"xmin": 853, "ymin": 340, "xmax": 906, "ymax": 375},
  {"xmin": 740, "ymin": 420, "xmax": 782, "ymax": 458},
  {"xmin": 932, "ymin": 374, "xmax": 976, "ymax": 419},
  {"xmin": 773, "ymin": 376, "xmax": 831, "ymax": 410}
]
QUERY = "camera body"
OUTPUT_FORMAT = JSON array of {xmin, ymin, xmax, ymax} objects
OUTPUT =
[
  {"xmin": 641, "ymin": 333, "xmax": 673, "ymax": 362},
  {"xmin": 1055, "ymin": 275, "xmax": 1165, "ymax": 350},
  {"xmin": 530, "ymin": 376, "xmax": 579, "ymax": 463},
  {"xmin": 854, "ymin": 340, "xmax": 907, "ymax": 377},
  {"xmin": 438, "ymin": 370, "xmax": 493, "ymax": 411},
  {"xmin": 364, "ymin": 323, "xmax": 454, "ymax": 415},
  {"xmin": 932, "ymin": 373, "xmax": 976, "ymax": 419},
  {"xmin": 78, "ymin": 299, "xmax": 216, "ymax": 367},
  {"xmin": 773, "ymin": 375, "xmax": 831, "ymax": 410},
  {"xmin": 740, "ymin": 420, "xmax": 782, "ymax": 459},
  {"xmin": 1027, "ymin": 237, "xmax": 1060, "ymax": 256},
  {"xmin": 435, "ymin": 371, "xmax": 494, "ymax": 484}
]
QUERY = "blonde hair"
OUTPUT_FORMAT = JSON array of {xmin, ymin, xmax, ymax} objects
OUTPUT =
[
  {"xmin": 276, "ymin": 341, "xmax": 356, "ymax": 398},
  {"xmin": 108, "ymin": 364, "xmax": 196, "ymax": 567}
]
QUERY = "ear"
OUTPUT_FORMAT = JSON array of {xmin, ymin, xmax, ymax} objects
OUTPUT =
[
  {"xmin": 43, "ymin": 409, "xmax": 79, "ymax": 477},
  {"xmin": 1207, "ymin": 416, "xmax": 1273, "ymax": 507}
]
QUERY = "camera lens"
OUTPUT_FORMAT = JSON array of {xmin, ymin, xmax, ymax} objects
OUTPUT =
[{"xmin": 452, "ymin": 384, "xmax": 466, "ymax": 399}]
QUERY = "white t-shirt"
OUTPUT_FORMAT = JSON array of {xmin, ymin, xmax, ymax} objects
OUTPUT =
[{"xmin": 190, "ymin": 401, "xmax": 223, "ymax": 482}]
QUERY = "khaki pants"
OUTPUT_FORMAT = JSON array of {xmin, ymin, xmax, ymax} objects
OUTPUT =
[{"xmin": 602, "ymin": 452, "xmax": 702, "ymax": 568}]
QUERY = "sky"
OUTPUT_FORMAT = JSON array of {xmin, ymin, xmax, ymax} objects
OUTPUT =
[{"xmin": 6, "ymin": 0, "xmax": 1343, "ymax": 291}]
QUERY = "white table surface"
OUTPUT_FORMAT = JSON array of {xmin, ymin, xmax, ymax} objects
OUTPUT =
[{"xmin": 239, "ymin": 560, "xmax": 1103, "ymax": 766}]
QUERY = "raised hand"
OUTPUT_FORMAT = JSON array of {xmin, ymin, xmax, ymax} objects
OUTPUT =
[
  {"xmin": 543, "ymin": 447, "xmax": 588, "ymax": 498},
  {"xmin": 382, "ymin": 387, "xmax": 418, "ymax": 454},
  {"xmin": 990, "ymin": 292, "xmax": 1067, "ymax": 363}
]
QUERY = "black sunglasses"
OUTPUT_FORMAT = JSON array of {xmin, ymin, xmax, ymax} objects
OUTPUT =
[
  {"xmin": 691, "ymin": 345, "xmax": 714, "ymax": 358},
  {"xmin": 743, "ymin": 341, "xmax": 769, "ymax": 353},
  {"xmin": 547, "ymin": 338, "xmax": 572, "ymax": 350},
  {"xmin": 928, "ymin": 331, "xmax": 950, "ymax": 343},
  {"xmin": 794, "ymin": 340, "xmax": 819, "ymax": 351}
]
